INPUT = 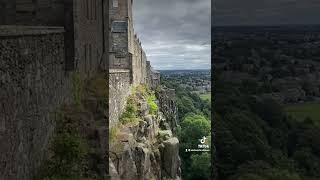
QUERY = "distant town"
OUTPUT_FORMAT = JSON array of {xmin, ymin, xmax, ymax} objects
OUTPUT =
[
  {"xmin": 160, "ymin": 70, "xmax": 211, "ymax": 95},
  {"xmin": 214, "ymin": 25, "xmax": 320, "ymax": 104}
]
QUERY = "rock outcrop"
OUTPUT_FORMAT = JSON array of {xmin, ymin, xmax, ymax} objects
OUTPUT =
[
  {"xmin": 109, "ymin": 87, "xmax": 181, "ymax": 180},
  {"xmin": 156, "ymin": 87, "xmax": 179, "ymax": 134}
]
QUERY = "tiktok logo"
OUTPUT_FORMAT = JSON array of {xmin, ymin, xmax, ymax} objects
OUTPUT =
[
  {"xmin": 185, "ymin": 136, "xmax": 210, "ymax": 152},
  {"xmin": 200, "ymin": 136, "xmax": 207, "ymax": 144},
  {"xmin": 198, "ymin": 136, "xmax": 209, "ymax": 149}
]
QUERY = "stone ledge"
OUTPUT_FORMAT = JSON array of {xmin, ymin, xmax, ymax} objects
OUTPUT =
[
  {"xmin": 0, "ymin": 25, "xmax": 65, "ymax": 36},
  {"xmin": 110, "ymin": 69, "xmax": 130, "ymax": 73}
]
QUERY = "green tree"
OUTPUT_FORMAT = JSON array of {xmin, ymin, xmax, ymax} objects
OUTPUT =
[
  {"xmin": 189, "ymin": 153, "xmax": 211, "ymax": 180},
  {"xmin": 179, "ymin": 114, "xmax": 211, "ymax": 147},
  {"xmin": 237, "ymin": 169, "xmax": 301, "ymax": 180}
]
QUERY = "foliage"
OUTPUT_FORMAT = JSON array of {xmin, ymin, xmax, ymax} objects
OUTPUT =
[
  {"xmin": 110, "ymin": 126, "xmax": 119, "ymax": 143},
  {"xmin": 71, "ymin": 71, "xmax": 83, "ymax": 107},
  {"xmin": 38, "ymin": 73, "xmax": 111, "ymax": 180},
  {"xmin": 214, "ymin": 70, "xmax": 320, "ymax": 180},
  {"xmin": 132, "ymin": 84, "xmax": 151, "ymax": 97},
  {"xmin": 120, "ymin": 85, "xmax": 156, "ymax": 124},
  {"xmin": 189, "ymin": 153, "xmax": 211, "ymax": 180},
  {"xmin": 147, "ymin": 94, "xmax": 158, "ymax": 115},
  {"xmin": 161, "ymin": 75, "xmax": 212, "ymax": 179},
  {"xmin": 38, "ymin": 104, "xmax": 91, "ymax": 180},
  {"xmin": 37, "ymin": 134, "xmax": 88, "ymax": 180},
  {"xmin": 179, "ymin": 114, "xmax": 211, "ymax": 146},
  {"xmin": 285, "ymin": 102, "xmax": 320, "ymax": 123},
  {"xmin": 236, "ymin": 169, "xmax": 301, "ymax": 180},
  {"xmin": 120, "ymin": 95, "xmax": 140, "ymax": 124},
  {"xmin": 200, "ymin": 93, "xmax": 211, "ymax": 102}
]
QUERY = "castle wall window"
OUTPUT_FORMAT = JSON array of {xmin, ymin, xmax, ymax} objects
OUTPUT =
[
  {"xmin": 113, "ymin": 0, "xmax": 118, "ymax": 8},
  {"xmin": 111, "ymin": 21, "xmax": 127, "ymax": 32}
]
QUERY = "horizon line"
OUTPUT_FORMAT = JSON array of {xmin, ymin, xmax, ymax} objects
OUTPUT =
[
  {"xmin": 212, "ymin": 23, "xmax": 320, "ymax": 27},
  {"xmin": 156, "ymin": 69, "xmax": 211, "ymax": 71}
]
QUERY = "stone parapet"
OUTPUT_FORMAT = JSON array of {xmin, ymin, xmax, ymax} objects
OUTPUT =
[{"xmin": 0, "ymin": 25, "xmax": 64, "ymax": 36}]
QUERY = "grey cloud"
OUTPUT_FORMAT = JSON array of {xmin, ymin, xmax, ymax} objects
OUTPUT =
[{"xmin": 133, "ymin": 0, "xmax": 211, "ymax": 70}]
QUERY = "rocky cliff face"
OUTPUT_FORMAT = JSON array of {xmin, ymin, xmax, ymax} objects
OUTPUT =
[
  {"xmin": 109, "ymin": 86, "xmax": 181, "ymax": 180},
  {"xmin": 156, "ymin": 87, "xmax": 179, "ymax": 134}
]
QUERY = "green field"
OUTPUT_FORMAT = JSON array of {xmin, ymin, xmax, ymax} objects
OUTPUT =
[
  {"xmin": 200, "ymin": 93, "xmax": 211, "ymax": 102},
  {"xmin": 285, "ymin": 102, "xmax": 320, "ymax": 122}
]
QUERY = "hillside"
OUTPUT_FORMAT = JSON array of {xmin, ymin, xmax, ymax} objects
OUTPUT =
[{"xmin": 214, "ymin": 25, "xmax": 320, "ymax": 180}]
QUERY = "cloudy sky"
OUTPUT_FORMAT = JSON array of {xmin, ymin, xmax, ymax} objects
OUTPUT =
[
  {"xmin": 214, "ymin": 0, "xmax": 320, "ymax": 26},
  {"xmin": 133, "ymin": 0, "xmax": 211, "ymax": 70}
]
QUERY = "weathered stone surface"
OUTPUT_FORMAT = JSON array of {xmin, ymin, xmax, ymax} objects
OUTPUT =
[
  {"xmin": 119, "ymin": 143, "xmax": 139, "ymax": 180},
  {"xmin": 109, "ymin": 69, "xmax": 131, "ymax": 127},
  {"xmin": 141, "ymin": 102, "xmax": 150, "ymax": 117},
  {"xmin": 158, "ymin": 130, "xmax": 173, "ymax": 141},
  {"xmin": 135, "ymin": 143, "xmax": 152, "ymax": 180},
  {"xmin": 161, "ymin": 137, "xmax": 180, "ymax": 179},
  {"xmin": 0, "ymin": 0, "xmax": 109, "ymax": 178},
  {"xmin": 0, "ymin": 28, "xmax": 68, "ymax": 180},
  {"xmin": 157, "ymin": 87, "xmax": 179, "ymax": 133},
  {"xmin": 110, "ymin": 158, "xmax": 121, "ymax": 180},
  {"xmin": 144, "ymin": 115, "xmax": 153, "ymax": 126},
  {"xmin": 110, "ymin": 93, "xmax": 181, "ymax": 180}
]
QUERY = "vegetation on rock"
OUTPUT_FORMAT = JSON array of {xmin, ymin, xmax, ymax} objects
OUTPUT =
[
  {"xmin": 161, "ymin": 75, "xmax": 212, "ymax": 180},
  {"xmin": 147, "ymin": 94, "xmax": 158, "ymax": 115},
  {"xmin": 37, "ymin": 73, "xmax": 108, "ymax": 180},
  {"xmin": 120, "ymin": 84, "xmax": 158, "ymax": 124},
  {"xmin": 71, "ymin": 71, "xmax": 83, "ymax": 108}
]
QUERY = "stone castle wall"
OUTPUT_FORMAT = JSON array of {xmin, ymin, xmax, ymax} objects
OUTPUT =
[
  {"xmin": 109, "ymin": 69, "xmax": 131, "ymax": 127},
  {"xmin": 0, "ymin": 0, "xmax": 108, "ymax": 74},
  {"xmin": 73, "ymin": 0, "xmax": 105, "ymax": 78},
  {"xmin": 0, "ymin": 0, "xmax": 65, "ymax": 26},
  {"xmin": 0, "ymin": 1, "xmax": 109, "ymax": 179},
  {"xmin": 0, "ymin": 26, "xmax": 70, "ymax": 180},
  {"xmin": 108, "ymin": 0, "xmax": 161, "ymax": 127}
]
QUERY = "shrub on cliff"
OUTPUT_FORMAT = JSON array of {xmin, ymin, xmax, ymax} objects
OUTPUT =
[
  {"xmin": 121, "ymin": 85, "xmax": 157, "ymax": 124},
  {"xmin": 71, "ymin": 71, "xmax": 83, "ymax": 107},
  {"xmin": 110, "ymin": 126, "xmax": 119, "ymax": 143},
  {"xmin": 37, "ymin": 133, "xmax": 89, "ymax": 180},
  {"xmin": 148, "ymin": 94, "xmax": 158, "ymax": 115},
  {"xmin": 120, "ymin": 96, "xmax": 140, "ymax": 124}
]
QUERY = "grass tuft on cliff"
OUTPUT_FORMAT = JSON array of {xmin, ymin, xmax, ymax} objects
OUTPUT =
[
  {"xmin": 120, "ymin": 84, "xmax": 158, "ymax": 124},
  {"xmin": 120, "ymin": 96, "xmax": 141, "ymax": 125},
  {"xmin": 110, "ymin": 126, "xmax": 120, "ymax": 143},
  {"xmin": 36, "ymin": 107, "xmax": 90, "ymax": 180},
  {"xmin": 147, "ymin": 94, "xmax": 158, "ymax": 115}
]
